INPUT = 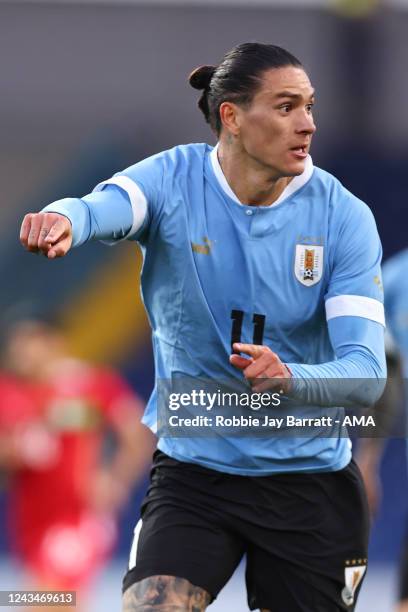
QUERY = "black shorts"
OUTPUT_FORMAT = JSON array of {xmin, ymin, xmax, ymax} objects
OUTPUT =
[{"xmin": 123, "ymin": 450, "xmax": 369, "ymax": 611}]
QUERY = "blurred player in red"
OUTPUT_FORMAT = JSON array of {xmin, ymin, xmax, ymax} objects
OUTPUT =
[{"xmin": 0, "ymin": 319, "xmax": 154, "ymax": 611}]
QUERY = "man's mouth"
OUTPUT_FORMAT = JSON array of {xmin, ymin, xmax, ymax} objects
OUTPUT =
[
  {"xmin": 289, "ymin": 145, "xmax": 308, "ymax": 159},
  {"xmin": 290, "ymin": 145, "xmax": 307, "ymax": 153}
]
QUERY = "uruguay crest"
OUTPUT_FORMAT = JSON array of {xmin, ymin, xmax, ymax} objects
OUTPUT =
[{"xmin": 294, "ymin": 244, "xmax": 323, "ymax": 287}]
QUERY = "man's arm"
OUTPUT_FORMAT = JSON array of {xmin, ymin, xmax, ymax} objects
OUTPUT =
[
  {"xmin": 19, "ymin": 149, "xmax": 172, "ymax": 257},
  {"xmin": 87, "ymin": 395, "xmax": 155, "ymax": 515},
  {"xmin": 19, "ymin": 184, "xmax": 136, "ymax": 258},
  {"xmin": 230, "ymin": 315, "xmax": 386, "ymax": 408}
]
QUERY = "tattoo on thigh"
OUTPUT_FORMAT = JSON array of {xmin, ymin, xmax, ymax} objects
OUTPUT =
[{"xmin": 122, "ymin": 575, "xmax": 211, "ymax": 611}]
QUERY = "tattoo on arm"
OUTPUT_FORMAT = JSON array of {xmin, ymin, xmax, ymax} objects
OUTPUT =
[{"xmin": 122, "ymin": 575, "xmax": 211, "ymax": 611}]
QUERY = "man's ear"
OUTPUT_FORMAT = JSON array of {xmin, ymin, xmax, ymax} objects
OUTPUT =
[{"xmin": 219, "ymin": 101, "xmax": 241, "ymax": 137}]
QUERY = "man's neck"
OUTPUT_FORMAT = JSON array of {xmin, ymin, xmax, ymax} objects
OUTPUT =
[{"xmin": 217, "ymin": 140, "xmax": 293, "ymax": 207}]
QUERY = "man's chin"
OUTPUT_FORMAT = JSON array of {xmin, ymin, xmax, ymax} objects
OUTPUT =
[
  {"xmin": 284, "ymin": 158, "xmax": 307, "ymax": 177},
  {"xmin": 257, "ymin": 154, "xmax": 307, "ymax": 178}
]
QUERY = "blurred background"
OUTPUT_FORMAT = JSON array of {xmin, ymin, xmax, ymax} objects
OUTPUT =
[{"xmin": 0, "ymin": 0, "xmax": 407, "ymax": 609}]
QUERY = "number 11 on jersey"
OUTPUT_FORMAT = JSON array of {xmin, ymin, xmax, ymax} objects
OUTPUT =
[{"xmin": 230, "ymin": 310, "xmax": 266, "ymax": 352}]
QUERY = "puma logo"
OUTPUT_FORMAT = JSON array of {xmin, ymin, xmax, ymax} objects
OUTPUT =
[{"xmin": 191, "ymin": 237, "xmax": 213, "ymax": 255}]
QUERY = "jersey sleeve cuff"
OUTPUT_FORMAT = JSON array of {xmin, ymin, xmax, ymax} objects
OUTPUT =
[
  {"xmin": 93, "ymin": 175, "xmax": 148, "ymax": 242},
  {"xmin": 41, "ymin": 198, "xmax": 87, "ymax": 247}
]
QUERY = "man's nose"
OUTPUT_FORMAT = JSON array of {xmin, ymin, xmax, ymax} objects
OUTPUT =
[{"xmin": 296, "ymin": 112, "xmax": 316, "ymax": 135}]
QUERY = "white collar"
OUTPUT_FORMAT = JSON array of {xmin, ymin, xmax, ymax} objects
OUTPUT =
[{"xmin": 210, "ymin": 143, "xmax": 314, "ymax": 208}]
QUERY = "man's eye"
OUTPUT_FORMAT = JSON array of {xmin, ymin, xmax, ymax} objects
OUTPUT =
[
  {"xmin": 306, "ymin": 103, "xmax": 314, "ymax": 113},
  {"xmin": 280, "ymin": 104, "xmax": 291, "ymax": 113}
]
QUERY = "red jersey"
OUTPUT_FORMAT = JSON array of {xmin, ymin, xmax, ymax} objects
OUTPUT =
[{"xmin": 0, "ymin": 361, "xmax": 139, "ymax": 565}]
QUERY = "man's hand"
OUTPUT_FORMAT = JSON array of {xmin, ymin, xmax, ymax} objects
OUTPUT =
[
  {"xmin": 230, "ymin": 343, "xmax": 292, "ymax": 393},
  {"xmin": 20, "ymin": 212, "xmax": 73, "ymax": 259}
]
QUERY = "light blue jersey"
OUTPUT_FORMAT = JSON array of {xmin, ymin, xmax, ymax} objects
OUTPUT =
[
  {"xmin": 383, "ymin": 250, "xmax": 408, "ymax": 376},
  {"xmin": 43, "ymin": 143, "xmax": 386, "ymax": 475}
]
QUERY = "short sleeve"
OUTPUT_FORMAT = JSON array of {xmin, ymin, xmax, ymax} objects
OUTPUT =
[
  {"xmin": 93, "ymin": 151, "xmax": 167, "ymax": 243},
  {"xmin": 382, "ymin": 251, "xmax": 408, "ymax": 356},
  {"xmin": 325, "ymin": 198, "xmax": 385, "ymax": 326}
]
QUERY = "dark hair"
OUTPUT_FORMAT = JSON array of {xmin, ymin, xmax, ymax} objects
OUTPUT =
[{"xmin": 189, "ymin": 42, "xmax": 303, "ymax": 135}]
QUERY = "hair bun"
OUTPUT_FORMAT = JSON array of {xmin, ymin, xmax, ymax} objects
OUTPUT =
[{"xmin": 189, "ymin": 65, "xmax": 216, "ymax": 90}]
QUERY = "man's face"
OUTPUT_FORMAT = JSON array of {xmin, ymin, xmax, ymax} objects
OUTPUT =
[
  {"xmin": 232, "ymin": 66, "xmax": 316, "ymax": 178},
  {"xmin": 5, "ymin": 324, "xmax": 60, "ymax": 379}
]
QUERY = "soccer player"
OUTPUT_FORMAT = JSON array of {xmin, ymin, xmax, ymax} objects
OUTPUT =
[
  {"xmin": 0, "ymin": 319, "xmax": 154, "ymax": 612},
  {"xmin": 357, "ymin": 249, "xmax": 408, "ymax": 612},
  {"xmin": 20, "ymin": 43, "xmax": 386, "ymax": 612}
]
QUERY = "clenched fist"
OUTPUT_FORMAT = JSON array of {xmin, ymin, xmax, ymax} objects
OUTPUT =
[{"xmin": 20, "ymin": 212, "xmax": 73, "ymax": 259}]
